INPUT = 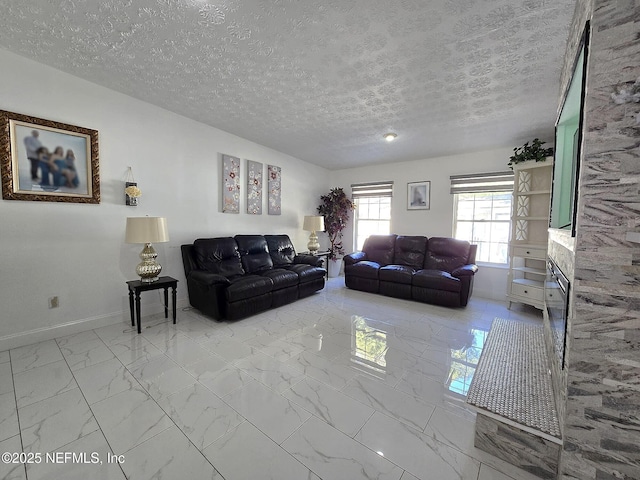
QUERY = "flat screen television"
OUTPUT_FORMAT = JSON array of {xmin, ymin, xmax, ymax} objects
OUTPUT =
[{"xmin": 550, "ymin": 21, "xmax": 590, "ymax": 236}]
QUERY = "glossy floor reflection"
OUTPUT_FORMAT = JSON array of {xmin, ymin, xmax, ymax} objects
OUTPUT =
[{"xmin": 0, "ymin": 278, "xmax": 544, "ymax": 480}]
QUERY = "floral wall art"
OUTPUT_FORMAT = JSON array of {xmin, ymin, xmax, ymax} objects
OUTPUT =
[
  {"xmin": 267, "ymin": 164, "xmax": 281, "ymax": 215},
  {"xmin": 246, "ymin": 159, "xmax": 262, "ymax": 214},
  {"xmin": 222, "ymin": 153, "xmax": 240, "ymax": 213}
]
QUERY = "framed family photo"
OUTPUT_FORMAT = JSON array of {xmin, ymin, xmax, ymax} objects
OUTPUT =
[
  {"xmin": 407, "ymin": 181, "xmax": 430, "ymax": 210},
  {"xmin": 1, "ymin": 110, "xmax": 100, "ymax": 203}
]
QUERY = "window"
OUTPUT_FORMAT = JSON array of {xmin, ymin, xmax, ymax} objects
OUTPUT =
[
  {"xmin": 351, "ymin": 182, "xmax": 393, "ymax": 251},
  {"xmin": 450, "ymin": 172, "xmax": 513, "ymax": 264},
  {"xmin": 447, "ymin": 328, "xmax": 488, "ymax": 396},
  {"xmin": 354, "ymin": 197, "xmax": 391, "ymax": 250}
]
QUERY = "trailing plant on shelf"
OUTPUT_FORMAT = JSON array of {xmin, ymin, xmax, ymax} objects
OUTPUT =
[
  {"xmin": 317, "ymin": 187, "xmax": 355, "ymax": 261},
  {"xmin": 508, "ymin": 138, "xmax": 553, "ymax": 169}
]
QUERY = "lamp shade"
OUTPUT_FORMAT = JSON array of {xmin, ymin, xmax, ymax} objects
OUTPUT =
[
  {"xmin": 303, "ymin": 215, "xmax": 324, "ymax": 232},
  {"xmin": 125, "ymin": 217, "xmax": 169, "ymax": 244}
]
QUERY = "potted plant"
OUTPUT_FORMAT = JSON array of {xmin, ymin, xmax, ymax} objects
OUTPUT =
[
  {"xmin": 317, "ymin": 187, "xmax": 355, "ymax": 277},
  {"xmin": 508, "ymin": 138, "xmax": 554, "ymax": 169}
]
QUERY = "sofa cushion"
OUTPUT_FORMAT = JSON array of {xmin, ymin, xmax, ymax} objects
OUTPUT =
[
  {"xmin": 265, "ymin": 235, "xmax": 296, "ymax": 266},
  {"xmin": 394, "ymin": 236, "xmax": 428, "ymax": 269},
  {"xmin": 235, "ymin": 235, "xmax": 274, "ymax": 273},
  {"xmin": 260, "ymin": 268, "xmax": 299, "ymax": 289},
  {"xmin": 284, "ymin": 264, "xmax": 325, "ymax": 283},
  {"xmin": 412, "ymin": 269, "xmax": 461, "ymax": 293},
  {"xmin": 345, "ymin": 261, "xmax": 380, "ymax": 279},
  {"xmin": 193, "ymin": 238, "xmax": 245, "ymax": 277},
  {"xmin": 362, "ymin": 235, "xmax": 397, "ymax": 266},
  {"xmin": 226, "ymin": 275, "xmax": 273, "ymax": 302},
  {"xmin": 379, "ymin": 265, "xmax": 415, "ymax": 285},
  {"xmin": 424, "ymin": 237, "xmax": 472, "ymax": 273}
]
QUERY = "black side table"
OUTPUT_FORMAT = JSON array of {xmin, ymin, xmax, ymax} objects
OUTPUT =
[{"xmin": 126, "ymin": 276, "xmax": 178, "ymax": 334}]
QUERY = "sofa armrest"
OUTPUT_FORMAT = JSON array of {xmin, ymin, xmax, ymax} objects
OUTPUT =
[
  {"xmin": 189, "ymin": 270, "xmax": 231, "ymax": 286},
  {"xmin": 185, "ymin": 270, "xmax": 230, "ymax": 320},
  {"xmin": 452, "ymin": 264, "xmax": 477, "ymax": 307},
  {"xmin": 294, "ymin": 254, "xmax": 323, "ymax": 267},
  {"xmin": 343, "ymin": 251, "xmax": 367, "ymax": 266},
  {"xmin": 451, "ymin": 264, "xmax": 478, "ymax": 277}
]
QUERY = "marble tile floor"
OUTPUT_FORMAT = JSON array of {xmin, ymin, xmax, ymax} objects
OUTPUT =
[{"xmin": 0, "ymin": 278, "xmax": 545, "ymax": 480}]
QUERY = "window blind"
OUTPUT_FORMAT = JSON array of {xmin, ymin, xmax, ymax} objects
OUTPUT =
[
  {"xmin": 449, "ymin": 171, "xmax": 514, "ymax": 194},
  {"xmin": 351, "ymin": 181, "xmax": 394, "ymax": 198}
]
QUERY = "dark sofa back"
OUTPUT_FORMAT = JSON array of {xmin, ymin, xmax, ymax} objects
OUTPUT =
[
  {"xmin": 265, "ymin": 235, "xmax": 296, "ymax": 266},
  {"xmin": 235, "ymin": 235, "xmax": 274, "ymax": 273},
  {"xmin": 181, "ymin": 244, "xmax": 198, "ymax": 278},
  {"xmin": 424, "ymin": 237, "xmax": 472, "ymax": 272},
  {"xmin": 193, "ymin": 238, "xmax": 245, "ymax": 277},
  {"xmin": 394, "ymin": 236, "xmax": 428, "ymax": 269},
  {"xmin": 362, "ymin": 234, "xmax": 397, "ymax": 266}
]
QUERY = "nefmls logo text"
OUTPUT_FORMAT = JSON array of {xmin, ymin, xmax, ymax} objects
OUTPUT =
[{"xmin": 47, "ymin": 452, "xmax": 100, "ymax": 464}]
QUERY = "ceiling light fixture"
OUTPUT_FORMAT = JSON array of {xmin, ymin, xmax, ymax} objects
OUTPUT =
[{"xmin": 383, "ymin": 133, "xmax": 397, "ymax": 142}]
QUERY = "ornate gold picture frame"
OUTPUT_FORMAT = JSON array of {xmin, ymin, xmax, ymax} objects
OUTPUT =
[{"xmin": 1, "ymin": 110, "xmax": 100, "ymax": 203}]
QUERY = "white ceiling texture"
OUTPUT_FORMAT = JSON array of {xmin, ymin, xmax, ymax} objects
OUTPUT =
[{"xmin": 0, "ymin": 0, "xmax": 576, "ymax": 169}]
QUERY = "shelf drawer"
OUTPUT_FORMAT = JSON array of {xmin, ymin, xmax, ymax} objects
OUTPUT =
[
  {"xmin": 512, "ymin": 246, "xmax": 546, "ymax": 260},
  {"xmin": 511, "ymin": 282, "xmax": 544, "ymax": 303}
]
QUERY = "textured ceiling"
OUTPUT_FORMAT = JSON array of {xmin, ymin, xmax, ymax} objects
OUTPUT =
[{"xmin": 0, "ymin": 0, "xmax": 576, "ymax": 169}]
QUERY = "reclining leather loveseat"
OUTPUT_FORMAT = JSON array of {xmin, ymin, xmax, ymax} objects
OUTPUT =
[
  {"xmin": 181, "ymin": 234, "xmax": 326, "ymax": 320},
  {"xmin": 343, "ymin": 235, "xmax": 478, "ymax": 307}
]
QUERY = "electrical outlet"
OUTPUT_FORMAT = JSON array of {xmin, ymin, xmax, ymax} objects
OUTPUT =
[{"xmin": 48, "ymin": 296, "xmax": 59, "ymax": 309}]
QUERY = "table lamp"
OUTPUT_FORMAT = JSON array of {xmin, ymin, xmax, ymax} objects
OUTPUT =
[
  {"xmin": 303, "ymin": 215, "xmax": 324, "ymax": 254},
  {"xmin": 125, "ymin": 217, "xmax": 169, "ymax": 283}
]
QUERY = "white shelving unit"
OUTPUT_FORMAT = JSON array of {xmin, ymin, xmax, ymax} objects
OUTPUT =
[{"xmin": 507, "ymin": 159, "xmax": 553, "ymax": 310}]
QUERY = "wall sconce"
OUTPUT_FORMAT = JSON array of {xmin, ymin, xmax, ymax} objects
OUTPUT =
[{"xmin": 125, "ymin": 167, "xmax": 141, "ymax": 206}]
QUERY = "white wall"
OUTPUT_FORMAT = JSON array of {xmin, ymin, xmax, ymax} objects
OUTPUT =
[
  {"xmin": 0, "ymin": 49, "xmax": 330, "ymax": 349},
  {"xmin": 329, "ymin": 149, "xmax": 514, "ymax": 301}
]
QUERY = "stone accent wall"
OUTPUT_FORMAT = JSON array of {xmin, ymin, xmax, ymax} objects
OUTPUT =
[
  {"xmin": 475, "ymin": 414, "xmax": 561, "ymax": 480},
  {"xmin": 554, "ymin": 1, "xmax": 640, "ymax": 478}
]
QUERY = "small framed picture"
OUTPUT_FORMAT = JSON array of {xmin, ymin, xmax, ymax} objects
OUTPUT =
[
  {"xmin": 1, "ymin": 109, "xmax": 100, "ymax": 203},
  {"xmin": 407, "ymin": 181, "xmax": 430, "ymax": 210}
]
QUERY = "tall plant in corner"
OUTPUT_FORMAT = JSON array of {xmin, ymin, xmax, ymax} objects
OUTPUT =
[{"xmin": 317, "ymin": 187, "xmax": 355, "ymax": 261}]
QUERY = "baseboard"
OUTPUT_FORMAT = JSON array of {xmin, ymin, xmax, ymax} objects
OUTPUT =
[
  {"xmin": 0, "ymin": 312, "xmax": 125, "ymax": 352},
  {"xmin": 473, "ymin": 288, "xmax": 506, "ymax": 302},
  {"xmin": 0, "ymin": 297, "xmax": 191, "ymax": 352}
]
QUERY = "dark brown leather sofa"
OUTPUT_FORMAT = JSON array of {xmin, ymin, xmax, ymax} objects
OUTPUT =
[
  {"xmin": 343, "ymin": 235, "xmax": 478, "ymax": 307},
  {"xmin": 181, "ymin": 234, "xmax": 325, "ymax": 320}
]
